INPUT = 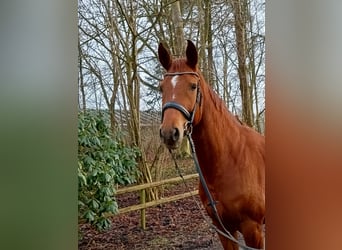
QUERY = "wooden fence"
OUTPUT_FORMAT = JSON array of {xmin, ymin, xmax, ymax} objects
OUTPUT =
[{"xmin": 114, "ymin": 173, "xmax": 199, "ymax": 229}]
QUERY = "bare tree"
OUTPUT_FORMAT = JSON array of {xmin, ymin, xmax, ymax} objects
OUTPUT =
[
  {"xmin": 78, "ymin": 0, "xmax": 266, "ymax": 195},
  {"xmin": 78, "ymin": 0, "xmax": 156, "ymax": 192}
]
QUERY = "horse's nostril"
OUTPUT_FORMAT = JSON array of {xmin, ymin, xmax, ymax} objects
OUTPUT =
[{"xmin": 172, "ymin": 128, "xmax": 179, "ymax": 142}]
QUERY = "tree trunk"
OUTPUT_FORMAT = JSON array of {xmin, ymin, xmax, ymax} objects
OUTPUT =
[
  {"xmin": 125, "ymin": 0, "xmax": 155, "ymax": 199},
  {"xmin": 232, "ymin": 0, "xmax": 254, "ymax": 127},
  {"xmin": 171, "ymin": 0, "xmax": 185, "ymax": 56},
  {"xmin": 78, "ymin": 38, "xmax": 86, "ymax": 111},
  {"xmin": 205, "ymin": 0, "xmax": 215, "ymax": 88}
]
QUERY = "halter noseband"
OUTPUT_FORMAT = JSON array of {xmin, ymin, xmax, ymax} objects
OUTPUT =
[{"xmin": 161, "ymin": 72, "xmax": 201, "ymax": 129}]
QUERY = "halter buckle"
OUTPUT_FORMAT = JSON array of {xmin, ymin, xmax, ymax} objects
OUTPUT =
[{"xmin": 184, "ymin": 121, "xmax": 193, "ymax": 136}]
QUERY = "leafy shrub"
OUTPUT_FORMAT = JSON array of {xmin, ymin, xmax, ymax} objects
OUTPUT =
[{"xmin": 78, "ymin": 111, "xmax": 140, "ymax": 230}]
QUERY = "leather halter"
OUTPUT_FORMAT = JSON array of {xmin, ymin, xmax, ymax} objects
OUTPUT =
[{"xmin": 161, "ymin": 71, "xmax": 201, "ymax": 128}]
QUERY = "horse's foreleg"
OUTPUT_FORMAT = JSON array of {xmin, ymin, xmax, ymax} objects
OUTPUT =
[
  {"xmin": 240, "ymin": 219, "xmax": 264, "ymax": 249},
  {"xmin": 218, "ymin": 230, "xmax": 239, "ymax": 250}
]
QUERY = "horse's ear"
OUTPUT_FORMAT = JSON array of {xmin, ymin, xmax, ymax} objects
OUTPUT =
[
  {"xmin": 158, "ymin": 42, "xmax": 172, "ymax": 70},
  {"xmin": 186, "ymin": 40, "xmax": 198, "ymax": 69}
]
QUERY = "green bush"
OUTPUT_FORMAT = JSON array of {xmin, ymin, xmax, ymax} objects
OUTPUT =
[{"xmin": 78, "ymin": 111, "xmax": 140, "ymax": 230}]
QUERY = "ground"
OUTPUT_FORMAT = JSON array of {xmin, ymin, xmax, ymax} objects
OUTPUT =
[
  {"xmin": 79, "ymin": 169, "xmax": 225, "ymax": 250},
  {"xmin": 79, "ymin": 198, "xmax": 224, "ymax": 249},
  {"xmin": 78, "ymin": 156, "xmax": 257, "ymax": 250}
]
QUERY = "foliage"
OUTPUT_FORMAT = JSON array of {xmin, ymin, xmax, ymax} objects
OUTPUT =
[{"xmin": 78, "ymin": 111, "xmax": 140, "ymax": 230}]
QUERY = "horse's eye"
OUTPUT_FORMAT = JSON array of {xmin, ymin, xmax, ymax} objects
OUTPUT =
[{"xmin": 191, "ymin": 83, "xmax": 197, "ymax": 91}]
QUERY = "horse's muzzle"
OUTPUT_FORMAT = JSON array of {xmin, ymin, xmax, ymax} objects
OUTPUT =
[{"xmin": 159, "ymin": 126, "xmax": 182, "ymax": 149}]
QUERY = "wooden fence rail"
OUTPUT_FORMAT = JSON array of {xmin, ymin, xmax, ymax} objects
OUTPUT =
[{"xmin": 113, "ymin": 173, "xmax": 199, "ymax": 229}]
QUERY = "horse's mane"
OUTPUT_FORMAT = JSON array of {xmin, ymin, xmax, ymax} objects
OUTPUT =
[
  {"xmin": 198, "ymin": 71, "xmax": 243, "ymax": 127},
  {"xmin": 169, "ymin": 58, "xmax": 188, "ymax": 72}
]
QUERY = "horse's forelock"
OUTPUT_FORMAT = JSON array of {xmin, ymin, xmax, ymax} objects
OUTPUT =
[{"xmin": 168, "ymin": 58, "xmax": 190, "ymax": 72}]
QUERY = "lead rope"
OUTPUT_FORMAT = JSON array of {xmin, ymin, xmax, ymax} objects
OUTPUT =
[{"xmin": 168, "ymin": 127, "xmax": 263, "ymax": 250}]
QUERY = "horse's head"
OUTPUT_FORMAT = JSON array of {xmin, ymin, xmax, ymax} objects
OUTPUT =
[{"xmin": 158, "ymin": 40, "xmax": 202, "ymax": 149}]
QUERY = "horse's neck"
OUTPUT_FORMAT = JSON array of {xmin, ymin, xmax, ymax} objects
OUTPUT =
[{"xmin": 192, "ymin": 84, "xmax": 240, "ymax": 174}]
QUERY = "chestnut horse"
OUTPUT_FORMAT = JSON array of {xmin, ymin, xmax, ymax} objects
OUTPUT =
[{"xmin": 158, "ymin": 40, "xmax": 265, "ymax": 250}]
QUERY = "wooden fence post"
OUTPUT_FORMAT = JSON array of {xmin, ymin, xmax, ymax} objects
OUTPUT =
[{"xmin": 140, "ymin": 189, "xmax": 146, "ymax": 229}]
